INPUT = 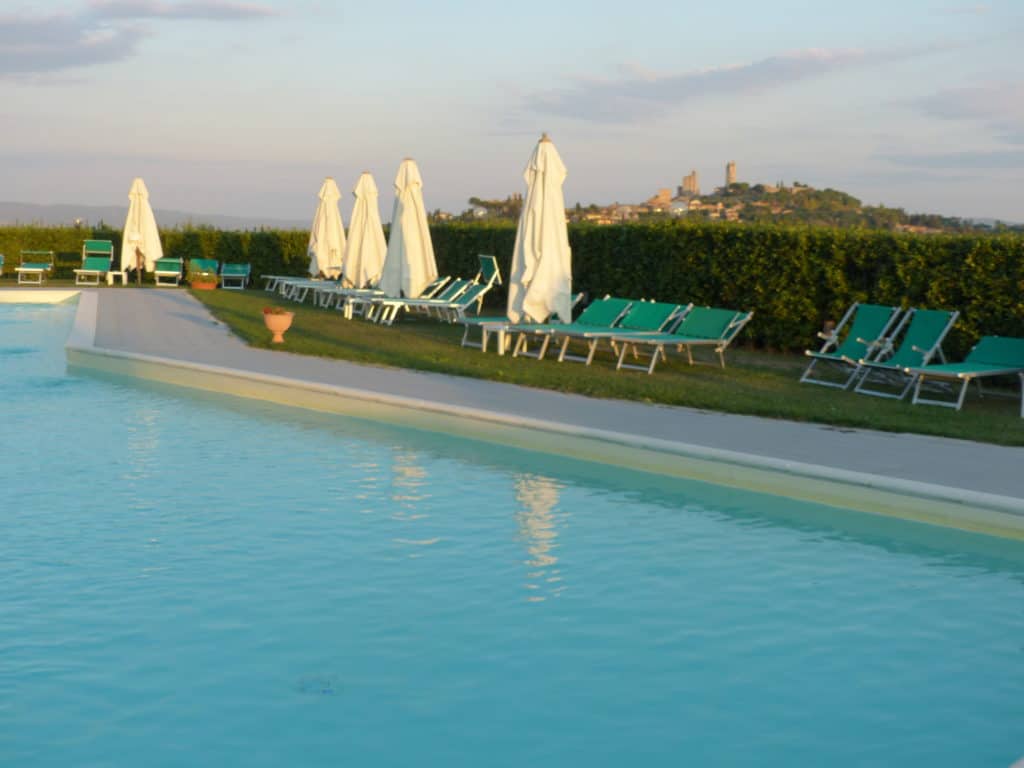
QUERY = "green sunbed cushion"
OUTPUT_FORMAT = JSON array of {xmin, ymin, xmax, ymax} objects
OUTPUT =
[
  {"xmin": 966, "ymin": 336, "xmax": 1024, "ymax": 368},
  {"xmin": 574, "ymin": 297, "xmax": 632, "ymax": 327},
  {"xmin": 221, "ymin": 263, "xmax": 251, "ymax": 275},
  {"xmin": 454, "ymin": 283, "xmax": 489, "ymax": 306},
  {"xmin": 616, "ymin": 301, "xmax": 679, "ymax": 332},
  {"xmin": 874, "ymin": 309, "xmax": 956, "ymax": 368},
  {"xmin": 478, "ymin": 255, "xmax": 500, "ymax": 285},
  {"xmin": 826, "ymin": 303, "xmax": 897, "ymax": 359},
  {"xmin": 155, "ymin": 258, "xmax": 182, "ymax": 270},
  {"xmin": 672, "ymin": 307, "xmax": 741, "ymax": 340},
  {"xmin": 19, "ymin": 263, "xmax": 51, "ymax": 271},
  {"xmin": 190, "ymin": 258, "xmax": 219, "ymax": 272},
  {"xmin": 80, "ymin": 256, "xmax": 111, "ymax": 271},
  {"xmin": 83, "ymin": 239, "xmax": 114, "ymax": 255}
]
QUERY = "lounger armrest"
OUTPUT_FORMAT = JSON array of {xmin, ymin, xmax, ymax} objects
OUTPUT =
[{"xmin": 816, "ymin": 331, "xmax": 836, "ymax": 341}]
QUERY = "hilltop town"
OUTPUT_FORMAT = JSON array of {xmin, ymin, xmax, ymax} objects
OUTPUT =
[{"xmin": 447, "ymin": 162, "xmax": 1021, "ymax": 234}]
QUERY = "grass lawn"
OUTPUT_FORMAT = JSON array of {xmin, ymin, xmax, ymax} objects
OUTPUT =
[{"xmin": 191, "ymin": 288, "xmax": 1024, "ymax": 446}]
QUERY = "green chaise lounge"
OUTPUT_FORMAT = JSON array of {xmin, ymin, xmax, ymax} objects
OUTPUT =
[
  {"xmin": 460, "ymin": 292, "xmax": 585, "ymax": 355},
  {"xmin": 220, "ymin": 263, "xmax": 251, "ymax": 290},
  {"xmin": 73, "ymin": 240, "xmax": 115, "ymax": 285},
  {"xmin": 154, "ymin": 257, "xmax": 185, "ymax": 287},
  {"xmin": 372, "ymin": 255, "xmax": 502, "ymax": 325},
  {"xmin": 553, "ymin": 300, "xmax": 687, "ymax": 365},
  {"xmin": 853, "ymin": 308, "xmax": 959, "ymax": 399},
  {"xmin": 510, "ymin": 296, "xmax": 633, "ymax": 360},
  {"xmin": 801, "ymin": 302, "xmax": 903, "ymax": 389},
  {"xmin": 15, "ymin": 250, "xmax": 54, "ymax": 285},
  {"xmin": 906, "ymin": 335, "xmax": 1024, "ymax": 417},
  {"xmin": 610, "ymin": 306, "xmax": 753, "ymax": 374}
]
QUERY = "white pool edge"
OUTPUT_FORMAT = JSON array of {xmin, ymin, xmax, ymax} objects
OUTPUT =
[{"xmin": 59, "ymin": 292, "xmax": 1024, "ymax": 540}]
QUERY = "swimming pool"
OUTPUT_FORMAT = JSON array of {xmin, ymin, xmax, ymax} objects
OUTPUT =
[{"xmin": 3, "ymin": 302, "xmax": 1024, "ymax": 767}]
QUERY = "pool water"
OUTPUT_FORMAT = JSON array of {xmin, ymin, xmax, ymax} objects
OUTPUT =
[{"xmin": 3, "ymin": 302, "xmax": 1023, "ymax": 767}]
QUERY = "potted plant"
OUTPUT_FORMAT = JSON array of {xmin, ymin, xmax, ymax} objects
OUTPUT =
[
  {"xmin": 188, "ymin": 266, "xmax": 219, "ymax": 291},
  {"xmin": 262, "ymin": 306, "xmax": 294, "ymax": 343}
]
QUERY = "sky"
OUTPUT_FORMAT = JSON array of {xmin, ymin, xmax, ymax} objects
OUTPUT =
[{"xmin": 1, "ymin": 0, "xmax": 1022, "ymax": 223}]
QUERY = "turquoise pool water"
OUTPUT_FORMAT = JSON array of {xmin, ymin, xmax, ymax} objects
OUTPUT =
[{"xmin": 3, "ymin": 302, "xmax": 1024, "ymax": 767}]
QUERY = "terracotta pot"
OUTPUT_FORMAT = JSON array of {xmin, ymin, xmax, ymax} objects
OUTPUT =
[
  {"xmin": 191, "ymin": 281, "xmax": 217, "ymax": 291},
  {"xmin": 263, "ymin": 310, "xmax": 294, "ymax": 343}
]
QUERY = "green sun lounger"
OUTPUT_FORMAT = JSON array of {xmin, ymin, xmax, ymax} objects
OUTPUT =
[
  {"xmin": 853, "ymin": 308, "xmax": 959, "ymax": 399},
  {"xmin": 15, "ymin": 250, "xmax": 54, "ymax": 285},
  {"xmin": 154, "ymin": 257, "xmax": 184, "ymax": 287},
  {"xmin": 553, "ymin": 300, "xmax": 687, "ymax": 365},
  {"xmin": 460, "ymin": 293, "xmax": 585, "ymax": 355},
  {"xmin": 220, "ymin": 262, "xmax": 251, "ymax": 290},
  {"xmin": 801, "ymin": 302, "xmax": 903, "ymax": 389},
  {"xmin": 73, "ymin": 240, "xmax": 115, "ymax": 285},
  {"xmin": 610, "ymin": 305, "xmax": 753, "ymax": 373},
  {"xmin": 906, "ymin": 335, "xmax": 1024, "ymax": 417},
  {"xmin": 510, "ymin": 296, "xmax": 633, "ymax": 360},
  {"xmin": 372, "ymin": 255, "xmax": 502, "ymax": 325}
]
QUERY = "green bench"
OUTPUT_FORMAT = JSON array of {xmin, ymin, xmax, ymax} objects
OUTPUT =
[
  {"xmin": 74, "ymin": 240, "xmax": 115, "ymax": 285},
  {"xmin": 16, "ymin": 250, "xmax": 55, "ymax": 285}
]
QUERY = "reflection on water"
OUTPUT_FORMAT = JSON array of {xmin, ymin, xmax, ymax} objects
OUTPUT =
[
  {"xmin": 515, "ymin": 474, "xmax": 567, "ymax": 602},
  {"xmin": 390, "ymin": 450, "xmax": 435, "ymax": 551}
]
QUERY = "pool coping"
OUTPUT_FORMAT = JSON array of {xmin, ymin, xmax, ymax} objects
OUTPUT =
[{"xmin": 58, "ymin": 290, "xmax": 1024, "ymax": 540}]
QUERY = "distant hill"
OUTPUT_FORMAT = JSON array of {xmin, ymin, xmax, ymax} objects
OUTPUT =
[{"xmin": 0, "ymin": 201, "xmax": 308, "ymax": 231}]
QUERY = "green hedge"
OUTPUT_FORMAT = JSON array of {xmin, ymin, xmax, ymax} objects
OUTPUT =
[{"xmin": 2, "ymin": 221, "xmax": 1022, "ymax": 354}]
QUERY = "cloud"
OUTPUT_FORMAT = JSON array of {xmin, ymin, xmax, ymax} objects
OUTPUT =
[
  {"xmin": 914, "ymin": 82, "xmax": 1024, "ymax": 144},
  {"xmin": 0, "ymin": 11, "xmax": 145, "ymax": 75},
  {"xmin": 90, "ymin": 0, "xmax": 277, "ymax": 20},
  {"xmin": 0, "ymin": 1, "xmax": 275, "ymax": 79},
  {"xmin": 520, "ymin": 45, "xmax": 955, "ymax": 125}
]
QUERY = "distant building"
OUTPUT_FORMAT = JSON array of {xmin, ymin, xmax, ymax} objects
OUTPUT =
[
  {"xmin": 726, "ymin": 161, "xmax": 737, "ymax": 186},
  {"xmin": 646, "ymin": 188, "xmax": 672, "ymax": 208},
  {"xmin": 678, "ymin": 170, "xmax": 700, "ymax": 197}
]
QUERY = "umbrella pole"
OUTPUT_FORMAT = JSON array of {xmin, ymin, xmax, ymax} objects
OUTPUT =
[{"xmin": 135, "ymin": 247, "xmax": 143, "ymax": 287}]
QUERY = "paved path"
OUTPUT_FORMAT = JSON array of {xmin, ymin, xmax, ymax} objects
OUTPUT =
[{"xmin": 92, "ymin": 289, "xmax": 1022, "ymax": 500}]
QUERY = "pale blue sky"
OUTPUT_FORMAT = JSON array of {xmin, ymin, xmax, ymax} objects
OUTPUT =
[{"xmin": 2, "ymin": 0, "xmax": 1021, "ymax": 222}]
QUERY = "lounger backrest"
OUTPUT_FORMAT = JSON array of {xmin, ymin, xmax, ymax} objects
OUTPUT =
[
  {"xmin": 833, "ymin": 303, "xmax": 898, "ymax": 358},
  {"xmin": 673, "ymin": 307, "xmax": 741, "ymax": 340},
  {"xmin": 477, "ymin": 255, "xmax": 502, "ymax": 286},
  {"xmin": 222, "ymin": 263, "xmax": 251, "ymax": 275},
  {"xmin": 454, "ymin": 282, "xmax": 490, "ymax": 307},
  {"xmin": 618, "ymin": 301, "xmax": 681, "ymax": 332},
  {"xmin": 20, "ymin": 250, "xmax": 54, "ymax": 267},
  {"xmin": 83, "ymin": 239, "xmax": 114, "ymax": 257},
  {"xmin": 82, "ymin": 255, "xmax": 112, "ymax": 271},
  {"xmin": 190, "ymin": 258, "xmax": 219, "ymax": 272},
  {"xmin": 431, "ymin": 278, "xmax": 469, "ymax": 301},
  {"xmin": 155, "ymin": 258, "xmax": 182, "ymax": 270},
  {"xmin": 575, "ymin": 297, "xmax": 632, "ymax": 327},
  {"xmin": 886, "ymin": 309, "xmax": 957, "ymax": 368},
  {"xmin": 966, "ymin": 336, "xmax": 1024, "ymax": 368}
]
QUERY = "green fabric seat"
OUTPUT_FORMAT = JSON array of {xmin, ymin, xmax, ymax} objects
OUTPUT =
[
  {"xmin": 854, "ymin": 308, "xmax": 959, "ymax": 399},
  {"xmin": 907, "ymin": 336, "xmax": 1024, "ymax": 416},
  {"xmin": 509, "ymin": 296, "xmax": 632, "ymax": 360},
  {"xmin": 220, "ymin": 263, "xmax": 251, "ymax": 290},
  {"xmin": 801, "ymin": 302, "xmax": 902, "ymax": 389},
  {"xmin": 610, "ymin": 306, "xmax": 753, "ymax": 373},
  {"xmin": 154, "ymin": 257, "xmax": 184, "ymax": 287},
  {"xmin": 553, "ymin": 300, "xmax": 683, "ymax": 365}
]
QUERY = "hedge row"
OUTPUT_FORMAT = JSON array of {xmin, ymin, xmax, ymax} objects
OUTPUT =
[{"xmin": 2, "ymin": 221, "xmax": 1022, "ymax": 354}]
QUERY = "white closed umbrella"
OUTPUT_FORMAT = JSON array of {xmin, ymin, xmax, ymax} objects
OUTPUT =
[
  {"xmin": 379, "ymin": 158, "xmax": 437, "ymax": 298},
  {"xmin": 507, "ymin": 134, "xmax": 572, "ymax": 324},
  {"xmin": 342, "ymin": 172, "xmax": 387, "ymax": 288},
  {"xmin": 308, "ymin": 177, "xmax": 346, "ymax": 278},
  {"xmin": 120, "ymin": 178, "xmax": 163, "ymax": 273}
]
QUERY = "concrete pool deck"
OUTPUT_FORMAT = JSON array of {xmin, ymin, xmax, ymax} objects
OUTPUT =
[{"xmin": 6, "ymin": 286, "xmax": 1019, "ymax": 537}]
